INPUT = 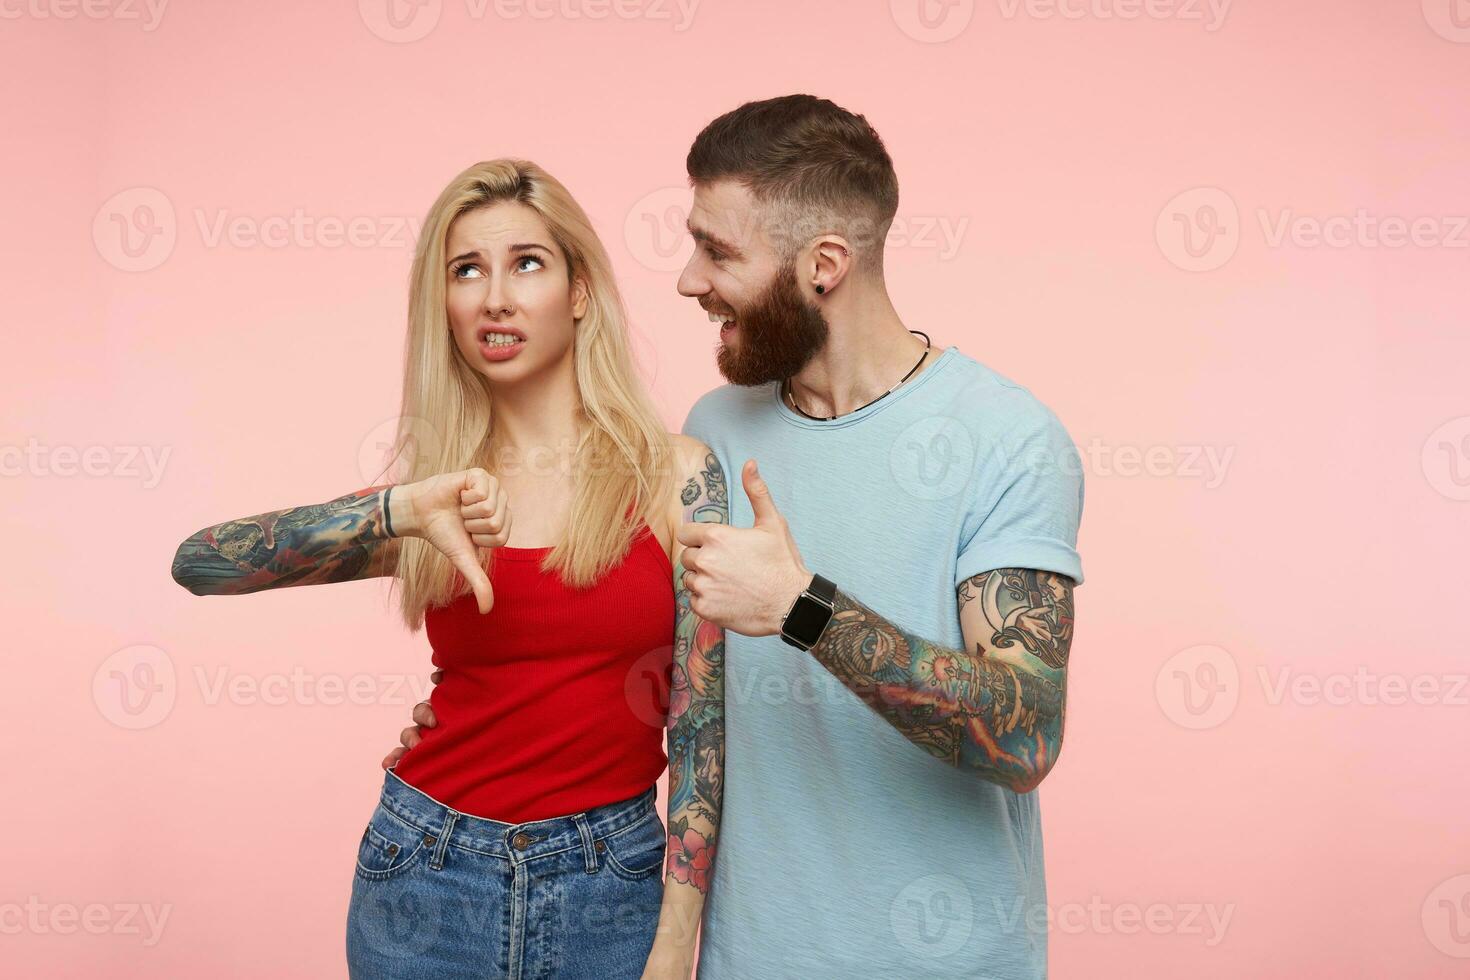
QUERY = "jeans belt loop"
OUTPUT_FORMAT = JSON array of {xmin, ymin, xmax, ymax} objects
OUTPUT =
[
  {"xmin": 572, "ymin": 813, "xmax": 598, "ymax": 874},
  {"xmin": 429, "ymin": 810, "xmax": 458, "ymax": 871}
]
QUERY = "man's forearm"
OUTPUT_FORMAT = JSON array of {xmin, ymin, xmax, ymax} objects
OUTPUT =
[
  {"xmin": 656, "ymin": 705, "xmax": 721, "ymax": 953},
  {"xmin": 806, "ymin": 571, "xmax": 1072, "ymax": 792},
  {"xmin": 653, "ymin": 450, "xmax": 727, "ymax": 959},
  {"xmin": 659, "ymin": 579, "xmax": 724, "ymax": 946}
]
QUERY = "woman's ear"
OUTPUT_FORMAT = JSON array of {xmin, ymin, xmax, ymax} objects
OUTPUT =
[{"xmin": 571, "ymin": 276, "xmax": 589, "ymax": 321}]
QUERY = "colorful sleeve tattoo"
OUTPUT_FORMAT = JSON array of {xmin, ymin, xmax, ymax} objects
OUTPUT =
[
  {"xmin": 807, "ymin": 568, "xmax": 1076, "ymax": 793},
  {"xmin": 170, "ymin": 485, "xmax": 399, "ymax": 595},
  {"xmin": 665, "ymin": 451, "xmax": 727, "ymax": 895}
]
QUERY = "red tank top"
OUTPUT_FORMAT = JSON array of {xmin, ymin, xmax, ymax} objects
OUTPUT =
[{"xmin": 392, "ymin": 521, "xmax": 675, "ymax": 823}]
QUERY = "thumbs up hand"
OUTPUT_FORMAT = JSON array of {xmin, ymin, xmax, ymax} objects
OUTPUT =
[{"xmin": 675, "ymin": 459, "xmax": 812, "ymax": 636}]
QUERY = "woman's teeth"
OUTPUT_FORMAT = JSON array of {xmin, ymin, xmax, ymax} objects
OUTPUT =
[{"xmin": 484, "ymin": 332, "xmax": 521, "ymax": 346}]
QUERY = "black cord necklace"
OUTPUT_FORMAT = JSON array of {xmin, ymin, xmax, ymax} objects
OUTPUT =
[{"xmin": 782, "ymin": 330, "xmax": 932, "ymax": 422}]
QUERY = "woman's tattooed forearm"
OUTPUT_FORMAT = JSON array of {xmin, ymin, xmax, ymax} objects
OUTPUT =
[
  {"xmin": 170, "ymin": 486, "xmax": 396, "ymax": 595},
  {"xmin": 809, "ymin": 569, "xmax": 1075, "ymax": 792},
  {"xmin": 666, "ymin": 451, "xmax": 727, "ymax": 895}
]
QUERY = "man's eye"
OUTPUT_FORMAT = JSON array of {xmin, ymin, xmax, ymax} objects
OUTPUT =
[{"xmin": 705, "ymin": 246, "xmax": 725, "ymax": 263}]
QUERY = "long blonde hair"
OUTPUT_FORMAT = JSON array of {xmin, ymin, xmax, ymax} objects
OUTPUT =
[{"xmin": 373, "ymin": 159, "xmax": 675, "ymax": 630}]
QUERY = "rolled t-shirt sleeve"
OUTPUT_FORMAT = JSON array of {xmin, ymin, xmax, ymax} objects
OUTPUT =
[{"xmin": 954, "ymin": 396, "xmax": 1085, "ymax": 588}]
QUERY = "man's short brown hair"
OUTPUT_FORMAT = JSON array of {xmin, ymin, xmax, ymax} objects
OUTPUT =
[{"xmin": 686, "ymin": 94, "xmax": 900, "ymax": 266}]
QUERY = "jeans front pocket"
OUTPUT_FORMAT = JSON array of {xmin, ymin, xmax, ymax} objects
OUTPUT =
[
  {"xmin": 600, "ymin": 812, "xmax": 667, "ymax": 882},
  {"xmin": 354, "ymin": 805, "xmax": 431, "ymax": 883}
]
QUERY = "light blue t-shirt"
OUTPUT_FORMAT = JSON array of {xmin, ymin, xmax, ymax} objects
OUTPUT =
[{"xmin": 680, "ymin": 345, "xmax": 1085, "ymax": 979}]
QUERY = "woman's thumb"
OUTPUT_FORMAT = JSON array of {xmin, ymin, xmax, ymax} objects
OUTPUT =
[
  {"xmin": 472, "ymin": 570, "xmax": 494, "ymax": 615},
  {"xmin": 448, "ymin": 547, "xmax": 494, "ymax": 615},
  {"xmin": 467, "ymin": 560, "xmax": 494, "ymax": 615}
]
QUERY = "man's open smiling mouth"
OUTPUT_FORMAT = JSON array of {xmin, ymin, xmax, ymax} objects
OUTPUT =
[{"xmin": 707, "ymin": 309, "xmax": 737, "ymax": 341}]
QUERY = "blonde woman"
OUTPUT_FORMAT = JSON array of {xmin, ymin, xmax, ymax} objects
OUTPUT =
[{"xmin": 170, "ymin": 160, "xmax": 726, "ymax": 979}]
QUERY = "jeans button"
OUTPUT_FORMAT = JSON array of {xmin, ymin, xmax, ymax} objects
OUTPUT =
[
  {"xmin": 595, "ymin": 840, "xmax": 605, "ymax": 853},
  {"xmin": 512, "ymin": 833, "xmax": 531, "ymax": 850}
]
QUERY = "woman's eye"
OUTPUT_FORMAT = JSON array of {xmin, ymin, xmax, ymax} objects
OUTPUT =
[
  {"xmin": 516, "ymin": 255, "xmax": 544, "ymax": 272},
  {"xmin": 453, "ymin": 263, "xmax": 483, "ymax": 279}
]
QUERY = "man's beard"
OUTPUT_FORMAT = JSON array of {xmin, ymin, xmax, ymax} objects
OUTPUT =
[{"xmin": 714, "ymin": 258, "xmax": 829, "ymax": 387}]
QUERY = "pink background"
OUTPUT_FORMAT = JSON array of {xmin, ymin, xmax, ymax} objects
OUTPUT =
[{"xmin": 4, "ymin": 0, "xmax": 1467, "ymax": 975}]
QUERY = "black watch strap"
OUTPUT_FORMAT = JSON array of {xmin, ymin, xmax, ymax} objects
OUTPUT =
[{"xmin": 806, "ymin": 572, "xmax": 836, "ymax": 603}]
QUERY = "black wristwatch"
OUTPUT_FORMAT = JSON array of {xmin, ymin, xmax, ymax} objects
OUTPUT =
[{"xmin": 779, "ymin": 573, "xmax": 837, "ymax": 651}]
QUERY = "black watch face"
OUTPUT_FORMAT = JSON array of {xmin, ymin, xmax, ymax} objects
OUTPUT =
[{"xmin": 784, "ymin": 596, "xmax": 833, "ymax": 645}]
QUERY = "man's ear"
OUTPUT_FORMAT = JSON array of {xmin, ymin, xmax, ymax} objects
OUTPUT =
[
  {"xmin": 810, "ymin": 237, "xmax": 853, "ymax": 294},
  {"xmin": 571, "ymin": 275, "xmax": 589, "ymax": 320}
]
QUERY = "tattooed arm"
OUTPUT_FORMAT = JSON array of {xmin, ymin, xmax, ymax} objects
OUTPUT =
[
  {"xmin": 646, "ymin": 436, "xmax": 727, "ymax": 974},
  {"xmin": 805, "ymin": 569, "xmax": 1075, "ymax": 793},
  {"xmin": 170, "ymin": 485, "xmax": 401, "ymax": 595}
]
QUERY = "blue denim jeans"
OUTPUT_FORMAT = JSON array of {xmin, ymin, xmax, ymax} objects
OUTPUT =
[{"xmin": 346, "ymin": 767, "xmax": 666, "ymax": 979}]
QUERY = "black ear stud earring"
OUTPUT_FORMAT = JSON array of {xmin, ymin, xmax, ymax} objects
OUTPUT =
[{"xmin": 815, "ymin": 284, "xmax": 826, "ymax": 294}]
